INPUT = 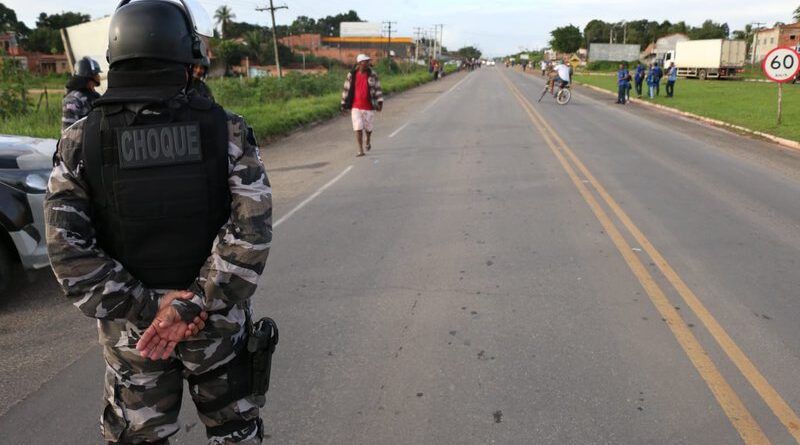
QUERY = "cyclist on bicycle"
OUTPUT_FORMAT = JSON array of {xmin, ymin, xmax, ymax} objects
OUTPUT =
[{"xmin": 551, "ymin": 60, "xmax": 570, "ymax": 96}]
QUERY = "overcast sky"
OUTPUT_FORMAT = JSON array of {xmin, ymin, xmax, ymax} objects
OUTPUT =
[{"xmin": 5, "ymin": 0, "xmax": 796, "ymax": 56}]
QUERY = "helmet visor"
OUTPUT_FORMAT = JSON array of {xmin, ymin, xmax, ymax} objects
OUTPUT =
[{"xmin": 179, "ymin": 0, "xmax": 214, "ymax": 37}]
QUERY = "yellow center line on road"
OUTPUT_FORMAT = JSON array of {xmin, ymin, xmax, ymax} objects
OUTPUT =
[
  {"xmin": 498, "ymin": 71, "xmax": 772, "ymax": 445},
  {"xmin": 505, "ymin": 69, "xmax": 800, "ymax": 444},
  {"xmin": 522, "ymin": 75, "xmax": 800, "ymax": 443}
]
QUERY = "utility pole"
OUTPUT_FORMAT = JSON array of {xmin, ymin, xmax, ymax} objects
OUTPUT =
[
  {"xmin": 428, "ymin": 29, "xmax": 435, "ymax": 60},
  {"xmin": 256, "ymin": 0, "xmax": 288, "ymax": 79},
  {"xmin": 432, "ymin": 24, "xmax": 444, "ymax": 59},
  {"xmin": 413, "ymin": 27, "xmax": 423, "ymax": 62},
  {"xmin": 622, "ymin": 21, "xmax": 627, "ymax": 44},
  {"xmin": 749, "ymin": 21, "xmax": 766, "ymax": 64},
  {"xmin": 438, "ymin": 24, "xmax": 445, "ymax": 58},
  {"xmin": 383, "ymin": 21, "xmax": 397, "ymax": 58}
]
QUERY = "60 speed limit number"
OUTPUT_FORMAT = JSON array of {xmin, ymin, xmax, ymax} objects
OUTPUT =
[{"xmin": 762, "ymin": 47, "xmax": 800, "ymax": 83}]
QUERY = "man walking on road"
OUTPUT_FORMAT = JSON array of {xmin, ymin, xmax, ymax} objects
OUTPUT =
[
  {"xmin": 341, "ymin": 54, "xmax": 384, "ymax": 157},
  {"xmin": 45, "ymin": 1, "xmax": 273, "ymax": 444},
  {"xmin": 666, "ymin": 62, "xmax": 677, "ymax": 97}
]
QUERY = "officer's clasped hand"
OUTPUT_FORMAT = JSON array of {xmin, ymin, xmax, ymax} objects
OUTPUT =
[{"xmin": 136, "ymin": 291, "xmax": 208, "ymax": 361}]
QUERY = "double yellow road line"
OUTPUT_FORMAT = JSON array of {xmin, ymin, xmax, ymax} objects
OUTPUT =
[{"xmin": 499, "ymin": 71, "xmax": 800, "ymax": 445}]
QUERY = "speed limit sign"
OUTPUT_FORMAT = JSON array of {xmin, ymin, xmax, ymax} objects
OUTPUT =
[{"xmin": 762, "ymin": 47, "xmax": 800, "ymax": 83}]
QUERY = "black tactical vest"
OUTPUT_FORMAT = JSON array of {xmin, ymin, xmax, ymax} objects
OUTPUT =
[{"xmin": 82, "ymin": 93, "xmax": 231, "ymax": 290}]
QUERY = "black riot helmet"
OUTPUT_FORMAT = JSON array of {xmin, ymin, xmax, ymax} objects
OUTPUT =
[
  {"xmin": 107, "ymin": 0, "xmax": 212, "ymax": 67},
  {"xmin": 74, "ymin": 56, "xmax": 102, "ymax": 78}
]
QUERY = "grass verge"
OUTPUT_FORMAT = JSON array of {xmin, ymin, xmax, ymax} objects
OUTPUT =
[
  {"xmin": 573, "ymin": 74, "xmax": 800, "ymax": 142},
  {"xmin": 1, "ymin": 66, "xmax": 451, "ymax": 142}
]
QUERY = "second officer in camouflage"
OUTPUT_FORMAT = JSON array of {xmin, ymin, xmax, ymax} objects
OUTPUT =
[
  {"xmin": 62, "ymin": 56, "xmax": 102, "ymax": 130},
  {"xmin": 45, "ymin": 1, "xmax": 272, "ymax": 444}
]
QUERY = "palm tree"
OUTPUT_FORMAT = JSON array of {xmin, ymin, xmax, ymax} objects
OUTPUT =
[
  {"xmin": 243, "ymin": 30, "xmax": 266, "ymax": 62},
  {"xmin": 794, "ymin": 5, "xmax": 800, "ymax": 22},
  {"xmin": 214, "ymin": 6, "xmax": 235, "ymax": 39}
]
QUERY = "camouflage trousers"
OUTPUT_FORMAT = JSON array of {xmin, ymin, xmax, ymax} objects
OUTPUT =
[{"xmin": 99, "ymin": 303, "xmax": 262, "ymax": 445}]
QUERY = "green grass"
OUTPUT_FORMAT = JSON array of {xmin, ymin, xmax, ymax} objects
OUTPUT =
[
  {"xmin": 0, "ymin": 92, "xmax": 63, "ymax": 138},
  {"xmin": 574, "ymin": 75, "xmax": 800, "ymax": 142},
  {"xmin": 215, "ymin": 68, "xmax": 441, "ymax": 141},
  {"xmin": 0, "ymin": 66, "xmax": 448, "ymax": 141},
  {"xmin": 26, "ymin": 73, "xmax": 69, "ymax": 91}
]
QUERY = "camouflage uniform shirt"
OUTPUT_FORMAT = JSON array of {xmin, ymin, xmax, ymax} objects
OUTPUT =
[
  {"xmin": 61, "ymin": 89, "xmax": 98, "ymax": 130},
  {"xmin": 45, "ymin": 112, "xmax": 272, "ymax": 326}
]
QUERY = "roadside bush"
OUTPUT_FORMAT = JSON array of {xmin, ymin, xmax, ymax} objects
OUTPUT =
[
  {"xmin": 210, "ymin": 70, "xmax": 345, "ymax": 107},
  {"xmin": 374, "ymin": 58, "xmax": 400, "ymax": 75},
  {"xmin": 0, "ymin": 56, "xmax": 30, "ymax": 120},
  {"xmin": 1, "ymin": 62, "xmax": 455, "ymax": 141}
]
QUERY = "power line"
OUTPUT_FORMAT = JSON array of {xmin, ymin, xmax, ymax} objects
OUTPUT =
[{"xmin": 256, "ymin": 0, "xmax": 288, "ymax": 79}]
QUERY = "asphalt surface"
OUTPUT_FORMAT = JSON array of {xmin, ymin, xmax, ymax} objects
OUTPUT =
[{"xmin": 2, "ymin": 67, "xmax": 800, "ymax": 444}]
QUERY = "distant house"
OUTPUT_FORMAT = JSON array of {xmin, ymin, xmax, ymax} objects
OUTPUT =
[
  {"xmin": 280, "ymin": 33, "xmax": 414, "ymax": 66},
  {"xmin": 0, "ymin": 32, "xmax": 20, "ymax": 56},
  {"xmin": 1, "ymin": 31, "xmax": 69, "ymax": 74},
  {"xmin": 752, "ymin": 22, "xmax": 800, "ymax": 63},
  {"xmin": 542, "ymin": 48, "xmax": 559, "ymax": 61},
  {"xmin": 26, "ymin": 53, "xmax": 70, "ymax": 74}
]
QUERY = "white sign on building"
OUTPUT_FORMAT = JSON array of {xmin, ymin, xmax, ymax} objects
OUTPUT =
[{"xmin": 340, "ymin": 22, "xmax": 383, "ymax": 38}]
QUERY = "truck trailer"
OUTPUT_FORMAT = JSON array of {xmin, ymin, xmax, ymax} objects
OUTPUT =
[{"xmin": 662, "ymin": 39, "xmax": 746, "ymax": 80}]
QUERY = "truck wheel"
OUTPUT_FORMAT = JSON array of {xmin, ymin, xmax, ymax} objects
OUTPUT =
[
  {"xmin": 0, "ymin": 242, "xmax": 13, "ymax": 293},
  {"xmin": 699, "ymin": 70, "xmax": 707, "ymax": 80}
]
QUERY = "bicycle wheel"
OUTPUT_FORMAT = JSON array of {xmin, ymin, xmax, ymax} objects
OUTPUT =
[{"xmin": 556, "ymin": 88, "xmax": 571, "ymax": 105}]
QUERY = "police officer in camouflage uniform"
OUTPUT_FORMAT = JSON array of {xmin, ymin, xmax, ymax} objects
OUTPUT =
[
  {"xmin": 62, "ymin": 56, "xmax": 102, "ymax": 130},
  {"xmin": 190, "ymin": 53, "xmax": 215, "ymax": 102},
  {"xmin": 45, "ymin": 1, "xmax": 272, "ymax": 444}
]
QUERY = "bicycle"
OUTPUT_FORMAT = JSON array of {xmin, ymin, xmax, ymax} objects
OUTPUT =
[{"xmin": 538, "ymin": 81, "xmax": 571, "ymax": 105}]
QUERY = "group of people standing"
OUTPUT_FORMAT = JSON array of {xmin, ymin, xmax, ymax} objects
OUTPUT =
[
  {"xmin": 617, "ymin": 61, "xmax": 678, "ymax": 104},
  {"xmin": 429, "ymin": 58, "xmax": 445, "ymax": 80}
]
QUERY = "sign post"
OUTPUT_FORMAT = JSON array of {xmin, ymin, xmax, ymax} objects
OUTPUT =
[{"xmin": 762, "ymin": 47, "xmax": 800, "ymax": 125}]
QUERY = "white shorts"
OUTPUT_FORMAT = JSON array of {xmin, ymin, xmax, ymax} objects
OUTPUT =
[{"xmin": 351, "ymin": 108, "xmax": 375, "ymax": 132}]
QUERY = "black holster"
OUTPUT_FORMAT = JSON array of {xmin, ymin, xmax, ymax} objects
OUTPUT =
[
  {"xmin": 187, "ymin": 316, "xmax": 278, "ymax": 413},
  {"xmin": 248, "ymin": 317, "xmax": 279, "ymax": 407}
]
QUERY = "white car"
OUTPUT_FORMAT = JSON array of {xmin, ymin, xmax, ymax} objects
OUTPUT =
[{"xmin": 0, "ymin": 135, "xmax": 57, "ymax": 290}]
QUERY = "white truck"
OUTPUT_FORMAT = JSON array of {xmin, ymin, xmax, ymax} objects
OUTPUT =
[{"xmin": 662, "ymin": 39, "xmax": 746, "ymax": 80}]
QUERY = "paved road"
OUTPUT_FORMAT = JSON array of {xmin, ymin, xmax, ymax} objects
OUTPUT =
[{"xmin": 2, "ymin": 67, "xmax": 800, "ymax": 444}]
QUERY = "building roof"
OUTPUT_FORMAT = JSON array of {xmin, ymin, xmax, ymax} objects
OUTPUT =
[
  {"xmin": 322, "ymin": 36, "xmax": 413, "ymax": 44},
  {"xmin": 755, "ymin": 22, "xmax": 800, "ymax": 34}
]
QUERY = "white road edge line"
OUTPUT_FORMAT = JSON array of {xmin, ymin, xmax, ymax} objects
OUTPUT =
[
  {"xmin": 274, "ymin": 165, "xmax": 354, "ymax": 228},
  {"xmin": 389, "ymin": 121, "xmax": 411, "ymax": 138}
]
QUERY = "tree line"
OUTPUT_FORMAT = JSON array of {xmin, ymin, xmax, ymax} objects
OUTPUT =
[
  {"xmin": 549, "ymin": 7, "xmax": 799, "ymax": 55},
  {"xmin": 0, "ymin": 3, "xmax": 89, "ymax": 54}
]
